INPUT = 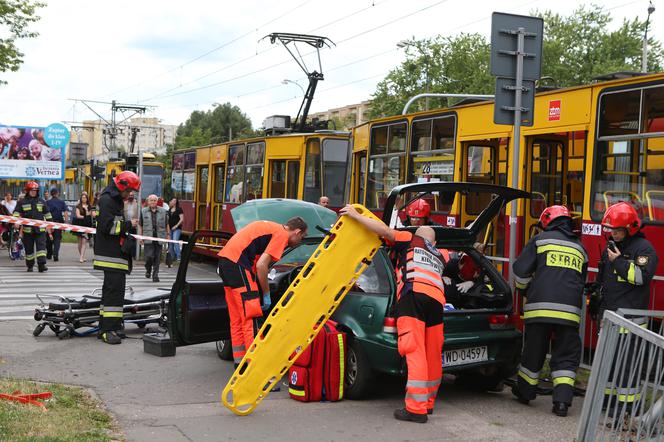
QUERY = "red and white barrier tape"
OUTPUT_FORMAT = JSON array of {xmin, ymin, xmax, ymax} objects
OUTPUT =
[{"xmin": 0, "ymin": 215, "xmax": 222, "ymax": 248}]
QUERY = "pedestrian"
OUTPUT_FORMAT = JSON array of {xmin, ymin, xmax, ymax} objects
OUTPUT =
[
  {"xmin": 594, "ymin": 202, "xmax": 659, "ymax": 416},
  {"xmin": 217, "ymin": 217, "xmax": 308, "ymax": 369},
  {"xmin": 167, "ymin": 198, "xmax": 184, "ymax": 266},
  {"xmin": 94, "ymin": 171, "xmax": 141, "ymax": 345},
  {"xmin": 318, "ymin": 196, "xmax": 330, "ymax": 208},
  {"xmin": 340, "ymin": 204, "xmax": 444, "ymax": 423},
  {"xmin": 123, "ymin": 191, "xmax": 139, "ymax": 220},
  {"xmin": 73, "ymin": 192, "xmax": 92, "ymax": 263},
  {"xmin": 2, "ymin": 192, "xmax": 17, "ymax": 215},
  {"xmin": 13, "ymin": 181, "xmax": 53, "ymax": 272},
  {"xmin": 139, "ymin": 194, "xmax": 170, "ymax": 283},
  {"xmin": 0, "ymin": 203, "xmax": 10, "ymax": 249},
  {"xmin": 511, "ymin": 206, "xmax": 588, "ymax": 417},
  {"xmin": 46, "ymin": 188, "xmax": 69, "ymax": 262}
]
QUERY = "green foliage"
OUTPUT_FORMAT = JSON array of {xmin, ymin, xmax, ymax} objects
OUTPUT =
[
  {"xmin": 0, "ymin": 0, "xmax": 44, "ymax": 84},
  {"xmin": 369, "ymin": 5, "xmax": 664, "ymax": 118},
  {"xmin": 174, "ymin": 102, "xmax": 258, "ymax": 149}
]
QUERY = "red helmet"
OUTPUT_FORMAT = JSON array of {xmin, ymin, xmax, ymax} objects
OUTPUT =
[
  {"xmin": 407, "ymin": 199, "xmax": 431, "ymax": 218},
  {"xmin": 602, "ymin": 202, "xmax": 641, "ymax": 236},
  {"xmin": 113, "ymin": 171, "xmax": 141, "ymax": 192},
  {"xmin": 458, "ymin": 253, "xmax": 481, "ymax": 281},
  {"xmin": 24, "ymin": 181, "xmax": 39, "ymax": 193},
  {"xmin": 539, "ymin": 205, "xmax": 571, "ymax": 229}
]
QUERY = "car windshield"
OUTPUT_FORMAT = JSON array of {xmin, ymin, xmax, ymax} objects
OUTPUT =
[{"xmin": 277, "ymin": 243, "xmax": 318, "ymax": 266}]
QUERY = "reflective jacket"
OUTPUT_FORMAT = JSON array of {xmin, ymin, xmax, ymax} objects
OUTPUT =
[
  {"xmin": 93, "ymin": 182, "xmax": 133, "ymax": 273},
  {"xmin": 14, "ymin": 196, "xmax": 52, "ymax": 234},
  {"xmin": 389, "ymin": 231, "xmax": 446, "ymax": 305},
  {"xmin": 514, "ymin": 219, "xmax": 588, "ymax": 327},
  {"xmin": 599, "ymin": 232, "xmax": 659, "ymax": 318}
]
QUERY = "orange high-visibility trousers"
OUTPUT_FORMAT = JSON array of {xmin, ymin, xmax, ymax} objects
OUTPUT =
[
  {"xmin": 219, "ymin": 259, "xmax": 262, "ymax": 364},
  {"xmin": 396, "ymin": 290, "xmax": 445, "ymax": 415}
]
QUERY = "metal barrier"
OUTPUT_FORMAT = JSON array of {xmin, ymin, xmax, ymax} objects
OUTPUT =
[{"xmin": 577, "ymin": 309, "xmax": 664, "ymax": 441}]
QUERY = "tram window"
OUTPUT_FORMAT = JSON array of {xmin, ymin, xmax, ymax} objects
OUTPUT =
[
  {"xmin": 412, "ymin": 120, "xmax": 432, "ymax": 152},
  {"xmin": 322, "ymin": 138, "xmax": 349, "ymax": 207},
  {"xmin": 372, "ymin": 126, "xmax": 388, "ymax": 155},
  {"xmin": 530, "ymin": 142, "xmax": 563, "ymax": 218},
  {"xmin": 598, "ymin": 90, "xmax": 640, "ymax": 137},
  {"xmin": 197, "ymin": 166, "xmax": 208, "ymax": 203},
  {"xmin": 644, "ymin": 86, "xmax": 664, "ymax": 133},
  {"xmin": 225, "ymin": 143, "xmax": 245, "ymax": 203},
  {"xmin": 287, "ymin": 161, "xmax": 300, "ymax": 200},
  {"xmin": 357, "ymin": 154, "xmax": 366, "ymax": 205},
  {"xmin": 304, "ymin": 139, "xmax": 321, "ymax": 203},
  {"xmin": 271, "ymin": 161, "xmax": 286, "ymax": 199},
  {"xmin": 366, "ymin": 155, "xmax": 405, "ymax": 209},
  {"xmin": 592, "ymin": 85, "xmax": 664, "ymax": 222},
  {"xmin": 466, "ymin": 145, "xmax": 495, "ymax": 215},
  {"xmin": 214, "ymin": 164, "xmax": 224, "ymax": 203},
  {"xmin": 432, "ymin": 117, "xmax": 455, "ymax": 150},
  {"xmin": 245, "ymin": 142, "xmax": 265, "ymax": 201}
]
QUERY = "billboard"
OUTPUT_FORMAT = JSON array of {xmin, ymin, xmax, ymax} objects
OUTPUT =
[{"xmin": 0, "ymin": 123, "xmax": 70, "ymax": 180}]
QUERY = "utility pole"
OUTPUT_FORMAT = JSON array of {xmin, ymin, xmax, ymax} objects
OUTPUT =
[
  {"xmin": 68, "ymin": 98, "xmax": 152, "ymax": 161},
  {"xmin": 643, "ymin": 1, "xmax": 656, "ymax": 73}
]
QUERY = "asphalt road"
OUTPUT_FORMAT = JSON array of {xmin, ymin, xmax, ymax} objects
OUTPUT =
[{"xmin": 0, "ymin": 243, "xmax": 581, "ymax": 441}]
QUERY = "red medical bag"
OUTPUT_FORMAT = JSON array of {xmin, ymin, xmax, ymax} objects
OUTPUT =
[{"xmin": 288, "ymin": 321, "xmax": 346, "ymax": 402}]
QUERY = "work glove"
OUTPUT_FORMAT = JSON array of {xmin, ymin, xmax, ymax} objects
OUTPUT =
[
  {"xmin": 456, "ymin": 280, "xmax": 474, "ymax": 294},
  {"xmin": 262, "ymin": 292, "xmax": 272, "ymax": 311},
  {"xmin": 442, "ymin": 276, "xmax": 452, "ymax": 286}
]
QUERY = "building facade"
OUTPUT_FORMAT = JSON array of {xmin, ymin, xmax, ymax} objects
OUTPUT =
[{"xmin": 308, "ymin": 100, "xmax": 372, "ymax": 129}]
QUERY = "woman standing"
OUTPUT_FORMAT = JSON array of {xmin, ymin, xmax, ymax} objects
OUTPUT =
[
  {"xmin": 167, "ymin": 198, "xmax": 184, "ymax": 267},
  {"xmin": 74, "ymin": 192, "xmax": 93, "ymax": 263}
]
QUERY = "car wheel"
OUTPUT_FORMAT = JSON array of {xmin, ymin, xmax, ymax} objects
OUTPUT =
[
  {"xmin": 216, "ymin": 339, "xmax": 233, "ymax": 361},
  {"xmin": 344, "ymin": 338, "xmax": 373, "ymax": 399}
]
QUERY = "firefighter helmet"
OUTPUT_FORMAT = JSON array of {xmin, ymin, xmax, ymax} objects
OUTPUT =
[
  {"xmin": 602, "ymin": 202, "xmax": 641, "ymax": 236},
  {"xmin": 539, "ymin": 205, "xmax": 571, "ymax": 229},
  {"xmin": 113, "ymin": 171, "xmax": 141, "ymax": 192},
  {"xmin": 407, "ymin": 199, "xmax": 431, "ymax": 218},
  {"xmin": 24, "ymin": 181, "xmax": 39, "ymax": 193}
]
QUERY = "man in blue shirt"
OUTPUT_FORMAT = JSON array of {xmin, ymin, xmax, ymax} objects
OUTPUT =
[{"xmin": 46, "ymin": 188, "xmax": 69, "ymax": 261}]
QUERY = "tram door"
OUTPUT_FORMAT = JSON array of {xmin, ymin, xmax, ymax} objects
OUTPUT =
[
  {"xmin": 211, "ymin": 163, "xmax": 225, "ymax": 231},
  {"xmin": 460, "ymin": 140, "xmax": 501, "ymax": 256},
  {"xmin": 268, "ymin": 160, "xmax": 300, "ymax": 199},
  {"xmin": 524, "ymin": 135, "xmax": 571, "ymax": 242},
  {"xmin": 196, "ymin": 165, "xmax": 209, "ymax": 230}
]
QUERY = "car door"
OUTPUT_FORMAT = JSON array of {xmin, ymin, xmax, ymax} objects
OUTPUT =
[{"xmin": 168, "ymin": 230, "xmax": 232, "ymax": 346}]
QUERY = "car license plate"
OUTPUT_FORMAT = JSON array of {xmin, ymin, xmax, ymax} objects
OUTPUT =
[{"xmin": 443, "ymin": 346, "xmax": 488, "ymax": 367}]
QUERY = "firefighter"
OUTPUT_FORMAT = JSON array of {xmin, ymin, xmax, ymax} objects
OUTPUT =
[
  {"xmin": 340, "ymin": 204, "xmax": 444, "ymax": 424},
  {"xmin": 597, "ymin": 202, "xmax": 659, "ymax": 415},
  {"xmin": 13, "ymin": 181, "xmax": 52, "ymax": 272},
  {"xmin": 94, "ymin": 171, "xmax": 141, "ymax": 345},
  {"xmin": 217, "ymin": 217, "xmax": 308, "ymax": 367},
  {"xmin": 511, "ymin": 205, "xmax": 588, "ymax": 417},
  {"xmin": 404, "ymin": 199, "xmax": 432, "ymax": 227}
]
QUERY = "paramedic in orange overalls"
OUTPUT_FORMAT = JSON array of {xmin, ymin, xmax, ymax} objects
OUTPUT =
[
  {"xmin": 217, "ymin": 217, "xmax": 308, "ymax": 366},
  {"xmin": 341, "ymin": 205, "xmax": 444, "ymax": 424}
]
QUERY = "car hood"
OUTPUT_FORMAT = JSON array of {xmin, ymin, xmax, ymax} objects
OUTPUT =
[
  {"xmin": 231, "ymin": 198, "xmax": 337, "ymax": 238},
  {"xmin": 382, "ymin": 182, "xmax": 531, "ymax": 248}
]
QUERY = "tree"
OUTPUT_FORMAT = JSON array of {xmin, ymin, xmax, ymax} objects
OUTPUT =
[
  {"xmin": 369, "ymin": 5, "xmax": 664, "ymax": 118},
  {"xmin": 0, "ymin": 0, "xmax": 45, "ymax": 84},
  {"xmin": 174, "ymin": 103, "xmax": 257, "ymax": 149}
]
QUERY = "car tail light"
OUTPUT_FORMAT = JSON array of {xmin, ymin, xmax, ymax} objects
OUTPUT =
[
  {"xmin": 488, "ymin": 314, "xmax": 517, "ymax": 330},
  {"xmin": 383, "ymin": 317, "xmax": 397, "ymax": 334}
]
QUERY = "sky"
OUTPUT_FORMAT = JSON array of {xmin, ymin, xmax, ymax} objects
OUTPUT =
[{"xmin": 0, "ymin": 0, "xmax": 661, "ymax": 130}]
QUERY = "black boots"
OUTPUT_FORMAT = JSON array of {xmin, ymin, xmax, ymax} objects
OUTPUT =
[
  {"xmin": 394, "ymin": 408, "xmax": 427, "ymax": 423},
  {"xmin": 38, "ymin": 264, "xmax": 48, "ymax": 273},
  {"xmin": 99, "ymin": 331, "xmax": 122, "ymax": 345},
  {"xmin": 552, "ymin": 402, "xmax": 569, "ymax": 417},
  {"xmin": 511, "ymin": 385, "xmax": 530, "ymax": 405}
]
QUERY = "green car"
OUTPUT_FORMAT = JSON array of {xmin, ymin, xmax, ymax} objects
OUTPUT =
[{"xmin": 167, "ymin": 182, "xmax": 530, "ymax": 399}]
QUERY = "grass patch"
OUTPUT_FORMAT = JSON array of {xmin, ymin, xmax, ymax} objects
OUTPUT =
[{"xmin": 0, "ymin": 378, "xmax": 121, "ymax": 442}]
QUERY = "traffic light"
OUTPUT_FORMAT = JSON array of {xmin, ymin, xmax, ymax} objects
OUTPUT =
[{"xmin": 90, "ymin": 160, "xmax": 105, "ymax": 181}]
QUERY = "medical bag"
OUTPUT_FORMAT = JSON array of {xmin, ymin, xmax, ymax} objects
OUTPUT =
[{"xmin": 288, "ymin": 321, "xmax": 346, "ymax": 402}]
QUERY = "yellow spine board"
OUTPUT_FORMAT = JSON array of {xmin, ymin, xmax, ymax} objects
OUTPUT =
[{"xmin": 222, "ymin": 204, "xmax": 382, "ymax": 415}]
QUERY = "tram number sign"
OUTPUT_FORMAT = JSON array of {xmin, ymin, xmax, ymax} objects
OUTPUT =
[
  {"xmin": 582, "ymin": 223, "xmax": 602, "ymax": 236},
  {"xmin": 415, "ymin": 160, "xmax": 453, "ymax": 176}
]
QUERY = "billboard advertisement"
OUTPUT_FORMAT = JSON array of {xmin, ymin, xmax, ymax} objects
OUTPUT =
[{"xmin": 0, "ymin": 123, "xmax": 70, "ymax": 180}]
